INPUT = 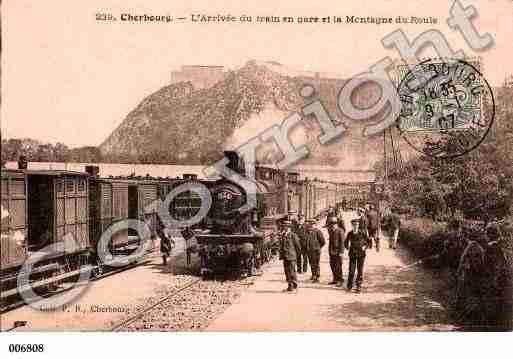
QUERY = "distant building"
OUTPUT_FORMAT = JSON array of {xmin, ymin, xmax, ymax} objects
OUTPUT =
[
  {"xmin": 170, "ymin": 65, "xmax": 226, "ymax": 89},
  {"xmin": 505, "ymin": 74, "xmax": 513, "ymax": 88}
]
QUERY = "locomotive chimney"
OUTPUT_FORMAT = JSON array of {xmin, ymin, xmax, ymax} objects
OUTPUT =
[
  {"xmin": 85, "ymin": 165, "xmax": 100, "ymax": 177},
  {"xmin": 224, "ymin": 150, "xmax": 246, "ymax": 176}
]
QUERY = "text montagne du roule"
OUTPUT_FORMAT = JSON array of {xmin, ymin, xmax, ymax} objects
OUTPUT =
[{"xmin": 190, "ymin": 14, "xmax": 438, "ymax": 24}]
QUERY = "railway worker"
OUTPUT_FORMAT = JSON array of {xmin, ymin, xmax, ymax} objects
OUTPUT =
[
  {"xmin": 344, "ymin": 218, "xmax": 371, "ymax": 292},
  {"xmin": 305, "ymin": 218, "xmax": 325, "ymax": 282},
  {"xmin": 326, "ymin": 216, "xmax": 345, "ymax": 287},
  {"xmin": 357, "ymin": 207, "xmax": 369, "ymax": 243},
  {"xmin": 366, "ymin": 205, "xmax": 380, "ymax": 252},
  {"xmin": 295, "ymin": 214, "xmax": 309, "ymax": 273},
  {"xmin": 325, "ymin": 207, "xmax": 336, "ymax": 227},
  {"xmin": 279, "ymin": 220, "xmax": 302, "ymax": 292},
  {"xmin": 182, "ymin": 226, "xmax": 196, "ymax": 266},
  {"xmin": 289, "ymin": 211, "xmax": 299, "ymax": 229}
]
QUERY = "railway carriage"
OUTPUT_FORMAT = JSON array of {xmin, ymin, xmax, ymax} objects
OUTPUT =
[
  {"xmin": 88, "ymin": 176, "xmax": 158, "ymax": 273},
  {"xmin": 1, "ymin": 169, "xmax": 91, "ymax": 304},
  {"xmin": 0, "ymin": 167, "xmax": 160, "ymax": 307}
]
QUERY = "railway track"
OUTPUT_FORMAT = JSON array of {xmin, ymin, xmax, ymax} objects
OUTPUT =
[
  {"xmin": 110, "ymin": 277, "xmax": 203, "ymax": 331},
  {"xmin": 109, "ymin": 259, "xmax": 277, "ymax": 332}
]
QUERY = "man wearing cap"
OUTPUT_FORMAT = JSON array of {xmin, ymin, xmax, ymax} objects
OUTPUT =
[
  {"xmin": 357, "ymin": 207, "xmax": 369, "ymax": 245},
  {"xmin": 289, "ymin": 211, "xmax": 299, "ymax": 231},
  {"xmin": 345, "ymin": 218, "xmax": 371, "ymax": 292},
  {"xmin": 279, "ymin": 220, "xmax": 302, "ymax": 292},
  {"xmin": 295, "ymin": 214, "xmax": 309, "ymax": 273},
  {"xmin": 305, "ymin": 218, "xmax": 325, "ymax": 282},
  {"xmin": 326, "ymin": 216, "xmax": 345, "ymax": 287},
  {"xmin": 325, "ymin": 207, "xmax": 336, "ymax": 227}
]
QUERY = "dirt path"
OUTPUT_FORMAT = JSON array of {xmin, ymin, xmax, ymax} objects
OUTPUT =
[{"xmin": 208, "ymin": 216, "xmax": 458, "ymax": 331}]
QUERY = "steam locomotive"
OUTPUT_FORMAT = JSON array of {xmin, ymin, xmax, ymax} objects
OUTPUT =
[
  {"xmin": 194, "ymin": 151, "xmax": 347, "ymax": 277},
  {"xmin": 193, "ymin": 152, "xmax": 286, "ymax": 276}
]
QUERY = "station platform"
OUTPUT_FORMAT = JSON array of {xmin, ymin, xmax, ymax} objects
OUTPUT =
[{"xmin": 207, "ymin": 218, "xmax": 457, "ymax": 331}]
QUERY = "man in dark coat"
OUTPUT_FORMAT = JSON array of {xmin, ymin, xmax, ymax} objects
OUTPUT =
[
  {"xmin": 327, "ymin": 216, "xmax": 345, "ymax": 287},
  {"xmin": 181, "ymin": 226, "xmax": 196, "ymax": 266},
  {"xmin": 279, "ymin": 220, "xmax": 302, "ymax": 292},
  {"xmin": 295, "ymin": 215, "xmax": 309, "ymax": 273},
  {"xmin": 358, "ymin": 207, "xmax": 369, "ymax": 244},
  {"xmin": 305, "ymin": 218, "xmax": 325, "ymax": 282},
  {"xmin": 345, "ymin": 218, "xmax": 371, "ymax": 292}
]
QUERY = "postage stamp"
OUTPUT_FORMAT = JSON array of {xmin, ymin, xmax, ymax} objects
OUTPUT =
[{"xmin": 396, "ymin": 58, "xmax": 495, "ymax": 158}]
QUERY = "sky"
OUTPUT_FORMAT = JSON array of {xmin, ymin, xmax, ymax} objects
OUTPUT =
[{"xmin": 2, "ymin": 0, "xmax": 512, "ymax": 147}]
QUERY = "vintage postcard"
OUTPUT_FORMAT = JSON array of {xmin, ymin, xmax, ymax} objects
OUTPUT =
[{"xmin": 1, "ymin": 0, "xmax": 512, "ymax": 356}]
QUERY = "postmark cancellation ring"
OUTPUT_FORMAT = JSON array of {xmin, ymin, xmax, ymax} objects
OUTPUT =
[{"xmin": 396, "ymin": 58, "xmax": 495, "ymax": 159}]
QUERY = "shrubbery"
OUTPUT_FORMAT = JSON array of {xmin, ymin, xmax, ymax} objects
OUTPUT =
[
  {"xmin": 377, "ymin": 80, "xmax": 513, "ymax": 329},
  {"xmin": 399, "ymin": 216, "xmax": 512, "ymax": 330},
  {"xmin": 399, "ymin": 218, "xmax": 447, "ymax": 265}
]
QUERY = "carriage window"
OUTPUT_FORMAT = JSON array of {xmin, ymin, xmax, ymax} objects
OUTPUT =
[
  {"xmin": 66, "ymin": 178, "xmax": 75, "ymax": 193},
  {"xmin": 77, "ymin": 179, "xmax": 86, "ymax": 192},
  {"xmin": 56, "ymin": 179, "xmax": 64, "ymax": 193}
]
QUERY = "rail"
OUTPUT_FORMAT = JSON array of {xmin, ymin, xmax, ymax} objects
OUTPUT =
[{"xmin": 109, "ymin": 278, "xmax": 202, "ymax": 331}]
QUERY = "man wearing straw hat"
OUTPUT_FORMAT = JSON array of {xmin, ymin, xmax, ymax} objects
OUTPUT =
[{"xmin": 279, "ymin": 220, "xmax": 302, "ymax": 292}]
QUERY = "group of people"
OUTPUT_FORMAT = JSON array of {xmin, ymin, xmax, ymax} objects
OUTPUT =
[
  {"xmin": 443, "ymin": 219, "xmax": 510, "ymax": 322},
  {"xmin": 279, "ymin": 205, "xmax": 398, "ymax": 293}
]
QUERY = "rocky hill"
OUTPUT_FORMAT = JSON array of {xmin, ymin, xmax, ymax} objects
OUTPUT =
[
  {"xmin": 100, "ymin": 61, "xmax": 307, "ymax": 164},
  {"xmin": 99, "ymin": 61, "xmax": 404, "ymax": 169}
]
